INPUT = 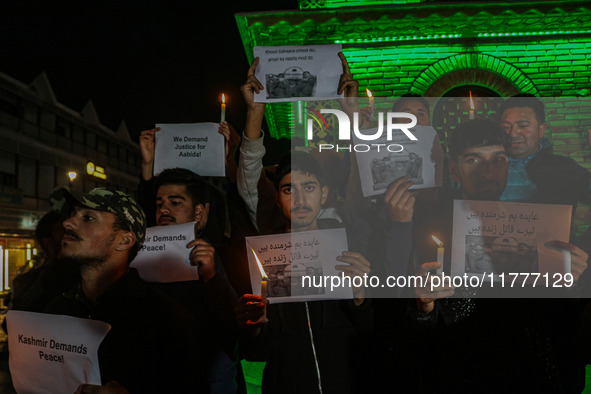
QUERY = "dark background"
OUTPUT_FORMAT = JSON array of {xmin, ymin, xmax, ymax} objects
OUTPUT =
[{"xmin": 0, "ymin": 0, "xmax": 297, "ymax": 142}]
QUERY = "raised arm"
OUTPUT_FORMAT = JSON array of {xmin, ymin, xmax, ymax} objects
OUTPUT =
[
  {"xmin": 337, "ymin": 52, "xmax": 361, "ymax": 118},
  {"xmin": 241, "ymin": 58, "xmax": 266, "ymax": 140},
  {"xmin": 237, "ymin": 58, "xmax": 268, "ymax": 230},
  {"xmin": 337, "ymin": 52, "xmax": 359, "ymax": 98},
  {"xmin": 219, "ymin": 121, "xmax": 241, "ymax": 182}
]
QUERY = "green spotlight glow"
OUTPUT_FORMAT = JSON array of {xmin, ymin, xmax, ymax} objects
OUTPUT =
[{"xmin": 236, "ymin": 1, "xmax": 591, "ymax": 139}]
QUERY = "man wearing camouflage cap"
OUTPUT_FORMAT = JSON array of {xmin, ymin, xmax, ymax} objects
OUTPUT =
[
  {"xmin": 44, "ymin": 187, "xmax": 208, "ymax": 393},
  {"xmin": 49, "ymin": 187, "xmax": 147, "ymax": 267}
]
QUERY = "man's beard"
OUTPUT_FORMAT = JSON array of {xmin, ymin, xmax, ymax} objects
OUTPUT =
[
  {"xmin": 67, "ymin": 252, "xmax": 111, "ymax": 270},
  {"xmin": 60, "ymin": 232, "xmax": 115, "ymax": 270}
]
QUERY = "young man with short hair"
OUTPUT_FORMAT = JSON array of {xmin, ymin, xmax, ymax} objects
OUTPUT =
[
  {"xmin": 140, "ymin": 167, "xmax": 240, "ymax": 394},
  {"xmin": 236, "ymin": 151, "xmax": 372, "ymax": 393},
  {"xmin": 235, "ymin": 57, "xmax": 373, "ymax": 394},
  {"xmin": 448, "ymin": 119, "xmax": 509, "ymax": 201},
  {"xmin": 138, "ymin": 124, "xmax": 243, "ymax": 393},
  {"xmin": 405, "ymin": 119, "xmax": 588, "ymax": 392},
  {"xmin": 416, "ymin": 119, "xmax": 587, "ymax": 294},
  {"xmin": 44, "ymin": 187, "xmax": 207, "ymax": 393}
]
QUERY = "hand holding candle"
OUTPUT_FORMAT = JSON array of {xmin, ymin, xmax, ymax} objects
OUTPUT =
[
  {"xmin": 235, "ymin": 295, "xmax": 267, "ymax": 331},
  {"xmin": 363, "ymin": 88, "xmax": 375, "ymax": 126},
  {"xmin": 250, "ymin": 245, "xmax": 269, "ymax": 324},
  {"xmin": 234, "ymin": 245, "xmax": 270, "ymax": 331},
  {"xmin": 414, "ymin": 262, "xmax": 455, "ymax": 313},
  {"xmin": 431, "ymin": 235, "xmax": 444, "ymax": 275},
  {"xmin": 366, "ymin": 88, "xmax": 374, "ymax": 111}
]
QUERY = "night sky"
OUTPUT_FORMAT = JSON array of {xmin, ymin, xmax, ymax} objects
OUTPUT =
[{"xmin": 1, "ymin": 0, "xmax": 297, "ymax": 142}]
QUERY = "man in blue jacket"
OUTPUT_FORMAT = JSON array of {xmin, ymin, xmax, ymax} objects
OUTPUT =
[{"xmin": 498, "ymin": 95, "xmax": 590, "ymax": 203}]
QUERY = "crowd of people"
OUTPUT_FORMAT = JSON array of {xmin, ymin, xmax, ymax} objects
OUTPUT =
[{"xmin": 5, "ymin": 52, "xmax": 591, "ymax": 393}]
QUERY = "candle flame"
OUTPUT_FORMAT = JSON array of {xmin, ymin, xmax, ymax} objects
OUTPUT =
[
  {"xmin": 431, "ymin": 235, "xmax": 443, "ymax": 247},
  {"xmin": 221, "ymin": 93, "xmax": 226, "ymax": 104},
  {"xmin": 469, "ymin": 90, "xmax": 474, "ymax": 110},
  {"xmin": 366, "ymin": 88, "xmax": 373, "ymax": 98},
  {"xmin": 250, "ymin": 246, "xmax": 268, "ymax": 280}
]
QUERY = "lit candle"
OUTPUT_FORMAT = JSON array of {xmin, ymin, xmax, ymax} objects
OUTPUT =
[
  {"xmin": 431, "ymin": 235, "xmax": 444, "ymax": 275},
  {"xmin": 221, "ymin": 93, "xmax": 226, "ymax": 123},
  {"xmin": 250, "ymin": 246, "xmax": 269, "ymax": 323},
  {"xmin": 469, "ymin": 90, "xmax": 474, "ymax": 120},
  {"xmin": 366, "ymin": 88, "xmax": 374, "ymax": 111}
]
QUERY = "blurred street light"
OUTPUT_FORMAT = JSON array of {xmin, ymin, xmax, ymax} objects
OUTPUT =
[{"xmin": 68, "ymin": 171, "xmax": 77, "ymax": 188}]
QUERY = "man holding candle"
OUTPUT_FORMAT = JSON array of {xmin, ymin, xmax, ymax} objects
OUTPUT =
[
  {"xmin": 236, "ymin": 151, "xmax": 373, "ymax": 394},
  {"xmin": 404, "ymin": 118, "xmax": 588, "ymax": 392},
  {"xmin": 414, "ymin": 119, "xmax": 588, "ymax": 298},
  {"xmin": 235, "ymin": 55, "xmax": 374, "ymax": 393}
]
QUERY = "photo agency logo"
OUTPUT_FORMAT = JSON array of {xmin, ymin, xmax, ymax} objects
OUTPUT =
[{"xmin": 306, "ymin": 109, "xmax": 419, "ymax": 153}]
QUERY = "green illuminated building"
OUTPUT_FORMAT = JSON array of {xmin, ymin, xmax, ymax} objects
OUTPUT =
[
  {"xmin": 236, "ymin": 0, "xmax": 591, "ymax": 230},
  {"xmin": 236, "ymin": 0, "xmax": 590, "ymax": 135}
]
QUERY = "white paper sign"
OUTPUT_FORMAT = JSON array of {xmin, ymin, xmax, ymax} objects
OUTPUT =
[
  {"xmin": 253, "ymin": 44, "xmax": 344, "ymax": 103},
  {"xmin": 245, "ymin": 228, "xmax": 352, "ymax": 303},
  {"xmin": 451, "ymin": 200, "xmax": 572, "ymax": 280},
  {"xmin": 131, "ymin": 222, "xmax": 197, "ymax": 283},
  {"xmin": 154, "ymin": 122, "xmax": 225, "ymax": 177},
  {"xmin": 7, "ymin": 311, "xmax": 111, "ymax": 394},
  {"xmin": 353, "ymin": 125, "xmax": 443, "ymax": 197}
]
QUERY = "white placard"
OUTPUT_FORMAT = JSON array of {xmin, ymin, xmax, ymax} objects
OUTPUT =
[
  {"xmin": 245, "ymin": 228, "xmax": 352, "ymax": 303},
  {"xmin": 7, "ymin": 311, "xmax": 111, "ymax": 394},
  {"xmin": 154, "ymin": 122, "xmax": 225, "ymax": 177},
  {"xmin": 451, "ymin": 200, "xmax": 572, "ymax": 280},
  {"xmin": 353, "ymin": 125, "xmax": 443, "ymax": 197},
  {"xmin": 253, "ymin": 44, "xmax": 344, "ymax": 103},
  {"xmin": 131, "ymin": 222, "xmax": 198, "ymax": 282}
]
